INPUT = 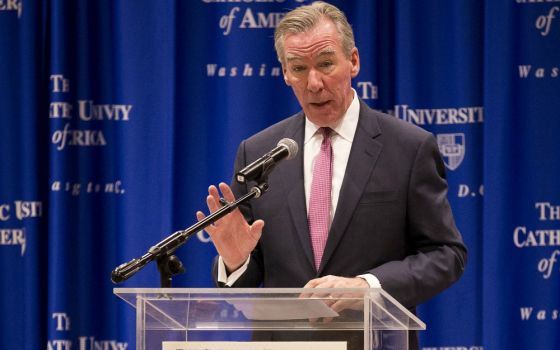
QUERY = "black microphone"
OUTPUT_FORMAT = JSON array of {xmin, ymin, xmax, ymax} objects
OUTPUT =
[{"xmin": 236, "ymin": 138, "xmax": 298, "ymax": 184}]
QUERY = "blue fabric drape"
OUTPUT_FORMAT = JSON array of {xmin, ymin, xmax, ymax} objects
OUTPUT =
[{"xmin": 1, "ymin": 1, "xmax": 558, "ymax": 349}]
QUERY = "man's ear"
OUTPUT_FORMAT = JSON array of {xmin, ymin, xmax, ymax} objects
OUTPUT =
[
  {"xmin": 283, "ymin": 67, "xmax": 291, "ymax": 86},
  {"xmin": 350, "ymin": 47, "xmax": 360, "ymax": 78}
]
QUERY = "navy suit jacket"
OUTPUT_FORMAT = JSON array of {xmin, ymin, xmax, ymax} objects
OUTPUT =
[{"xmin": 213, "ymin": 101, "xmax": 467, "ymax": 348}]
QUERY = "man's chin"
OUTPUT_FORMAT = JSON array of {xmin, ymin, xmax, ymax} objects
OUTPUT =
[{"xmin": 305, "ymin": 112, "xmax": 342, "ymax": 127}]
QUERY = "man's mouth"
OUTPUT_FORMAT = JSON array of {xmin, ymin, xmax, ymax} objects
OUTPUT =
[{"xmin": 310, "ymin": 101, "xmax": 330, "ymax": 107}]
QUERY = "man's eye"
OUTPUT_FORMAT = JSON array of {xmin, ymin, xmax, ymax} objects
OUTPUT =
[{"xmin": 292, "ymin": 66, "xmax": 306, "ymax": 72}]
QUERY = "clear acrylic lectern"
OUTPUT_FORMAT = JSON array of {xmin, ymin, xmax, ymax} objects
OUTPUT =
[{"xmin": 114, "ymin": 288, "xmax": 425, "ymax": 350}]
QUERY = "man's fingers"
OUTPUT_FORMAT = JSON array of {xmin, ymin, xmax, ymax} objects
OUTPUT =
[
  {"xmin": 219, "ymin": 182, "xmax": 237, "ymax": 203},
  {"xmin": 206, "ymin": 194, "xmax": 220, "ymax": 213},
  {"xmin": 196, "ymin": 211, "xmax": 216, "ymax": 235},
  {"xmin": 249, "ymin": 220, "xmax": 265, "ymax": 239},
  {"xmin": 208, "ymin": 185, "xmax": 220, "ymax": 199},
  {"xmin": 329, "ymin": 300, "xmax": 344, "ymax": 313},
  {"xmin": 302, "ymin": 278, "xmax": 324, "ymax": 299},
  {"xmin": 305, "ymin": 276, "xmax": 334, "ymax": 288},
  {"xmin": 196, "ymin": 211, "xmax": 205, "ymax": 221},
  {"xmin": 303, "ymin": 278, "xmax": 320, "ymax": 288}
]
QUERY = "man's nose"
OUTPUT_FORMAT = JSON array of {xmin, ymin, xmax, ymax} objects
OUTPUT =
[{"xmin": 306, "ymin": 69, "xmax": 324, "ymax": 93}]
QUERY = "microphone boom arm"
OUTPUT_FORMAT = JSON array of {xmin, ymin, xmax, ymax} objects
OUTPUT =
[{"xmin": 111, "ymin": 181, "xmax": 269, "ymax": 286}]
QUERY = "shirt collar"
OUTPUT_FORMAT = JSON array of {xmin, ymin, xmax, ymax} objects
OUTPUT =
[{"xmin": 304, "ymin": 89, "xmax": 360, "ymax": 144}]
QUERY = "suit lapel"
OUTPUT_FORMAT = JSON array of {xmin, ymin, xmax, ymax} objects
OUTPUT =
[
  {"xmin": 279, "ymin": 114, "xmax": 316, "ymax": 271},
  {"xmin": 318, "ymin": 102, "xmax": 383, "ymax": 274}
]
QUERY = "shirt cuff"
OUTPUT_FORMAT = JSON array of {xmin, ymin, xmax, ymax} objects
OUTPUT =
[
  {"xmin": 217, "ymin": 256, "xmax": 251, "ymax": 287},
  {"xmin": 357, "ymin": 273, "xmax": 382, "ymax": 288}
]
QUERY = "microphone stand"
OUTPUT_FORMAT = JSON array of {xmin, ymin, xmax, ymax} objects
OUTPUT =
[{"xmin": 111, "ymin": 181, "xmax": 269, "ymax": 287}]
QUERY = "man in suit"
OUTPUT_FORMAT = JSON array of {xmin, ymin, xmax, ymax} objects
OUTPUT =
[{"xmin": 197, "ymin": 2, "xmax": 467, "ymax": 348}]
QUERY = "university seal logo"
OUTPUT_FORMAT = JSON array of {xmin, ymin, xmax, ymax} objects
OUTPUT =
[{"xmin": 437, "ymin": 133, "xmax": 465, "ymax": 171}]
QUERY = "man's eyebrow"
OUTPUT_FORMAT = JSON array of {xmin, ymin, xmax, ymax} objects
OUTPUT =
[
  {"xmin": 285, "ymin": 54, "xmax": 302, "ymax": 63},
  {"xmin": 285, "ymin": 47, "xmax": 336, "ymax": 63},
  {"xmin": 317, "ymin": 47, "xmax": 336, "ymax": 56}
]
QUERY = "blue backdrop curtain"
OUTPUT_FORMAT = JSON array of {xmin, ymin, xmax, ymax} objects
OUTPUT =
[{"xmin": 0, "ymin": 0, "xmax": 558, "ymax": 349}]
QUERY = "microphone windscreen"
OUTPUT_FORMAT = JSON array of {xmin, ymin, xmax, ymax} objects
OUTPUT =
[{"xmin": 277, "ymin": 138, "xmax": 298, "ymax": 160}]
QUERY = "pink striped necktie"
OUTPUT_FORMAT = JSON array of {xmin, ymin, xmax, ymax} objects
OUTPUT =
[{"xmin": 308, "ymin": 127, "xmax": 333, "ymax": 270}]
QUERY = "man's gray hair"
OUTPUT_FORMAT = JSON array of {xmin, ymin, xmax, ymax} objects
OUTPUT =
[{"xmin": 274, "ymin": 1, "xmax": 356, "ymax": 64}]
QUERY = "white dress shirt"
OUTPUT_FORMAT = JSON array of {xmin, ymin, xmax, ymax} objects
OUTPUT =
[{"xmin": 218, "ymin": 90, "xmax": 381, "ymax": 288}]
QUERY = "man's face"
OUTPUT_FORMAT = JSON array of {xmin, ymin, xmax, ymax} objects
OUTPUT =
[{"xmin": 281, "ymin": 19, "xmax": 360, "ymax": 127}]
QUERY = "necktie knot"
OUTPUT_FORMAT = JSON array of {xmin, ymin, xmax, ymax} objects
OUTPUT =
[{"xmin": 320, "ymin": 127, "xmax": 332, "ymax": 140}]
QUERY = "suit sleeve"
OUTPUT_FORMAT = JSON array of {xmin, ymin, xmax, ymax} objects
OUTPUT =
[
  {"xmin": 212, "ymin": 139, "xmax": 265, "ymax": 288},
  {"xmin": 369, "ymin": 134, "xmax": 467, "ymax": 309}
]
